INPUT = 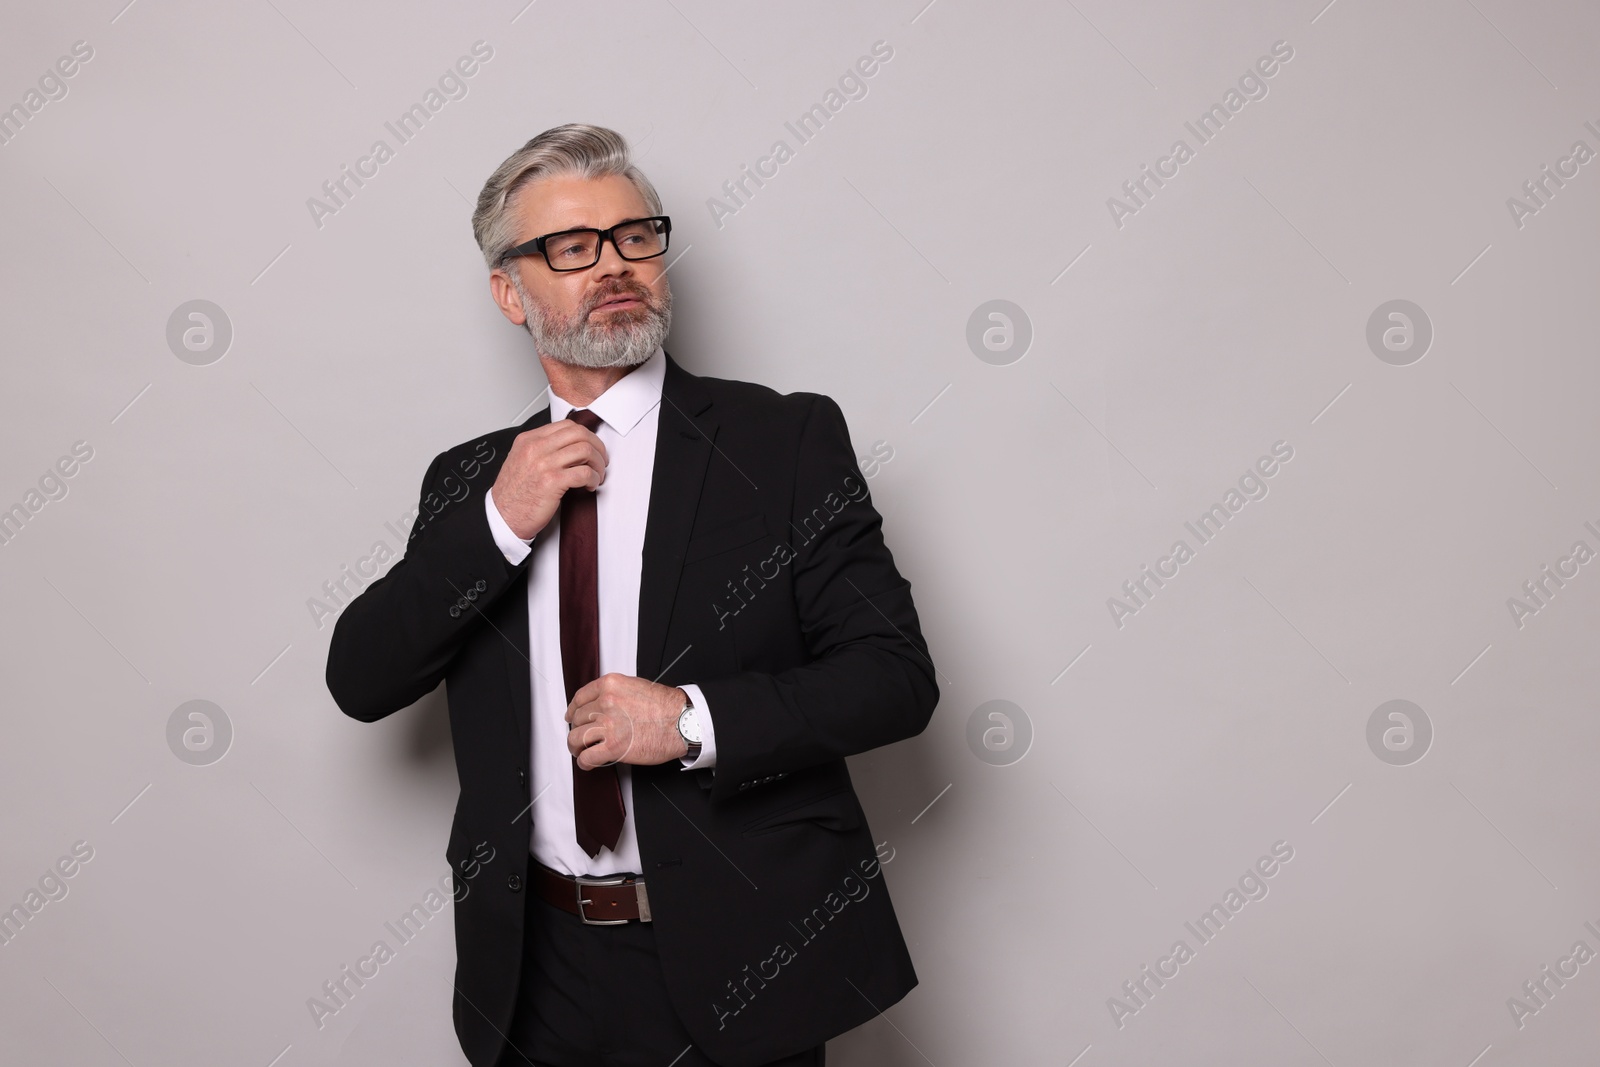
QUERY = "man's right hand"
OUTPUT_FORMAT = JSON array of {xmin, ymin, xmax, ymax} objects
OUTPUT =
[{"xmin": 488, "ymin": 419, "xmax": 608, "ymax": 540}]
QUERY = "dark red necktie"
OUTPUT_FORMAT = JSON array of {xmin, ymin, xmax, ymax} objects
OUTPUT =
[{"xmin": 561, "ymin": 408, "xmax": 625, "ymax": 858}]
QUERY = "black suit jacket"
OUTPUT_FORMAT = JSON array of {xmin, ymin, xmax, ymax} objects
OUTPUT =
[{"xmin": 325, "ymin": 350, "xmax": 939, "ymax": 1067}]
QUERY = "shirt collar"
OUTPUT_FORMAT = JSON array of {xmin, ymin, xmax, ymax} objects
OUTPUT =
[{"xmin": 548, "ymin": 346, "xmax": 665, "ymax": 436}]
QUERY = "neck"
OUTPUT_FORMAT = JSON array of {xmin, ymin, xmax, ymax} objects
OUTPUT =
[{"xmin": 539, "ymin": 354, "xmax": 641, "ymax": 408}]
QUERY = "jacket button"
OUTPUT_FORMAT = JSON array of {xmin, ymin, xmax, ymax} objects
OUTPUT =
[
  {"xmin": 517, "ymin": 768, "xmax": 527, "ymax": 787},
  {"xmin": 507, "ymin": 874, "xmax": 522, "ymax": 892},
  {"xmin": 449, "ymin": 606, "xmax": 461, "ymax": 618},
  {"xmin": 475, "ymin": 579, "xmax": 487, "ymax": 592},
  {"xmin": 466, "ymin": 588, "xmax": 478, "ymax": 601}
]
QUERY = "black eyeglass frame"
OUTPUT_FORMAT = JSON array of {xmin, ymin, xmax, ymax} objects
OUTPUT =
[{"xmin": 498, "ymin": 215, "xmax": 673, "ymax": 272}]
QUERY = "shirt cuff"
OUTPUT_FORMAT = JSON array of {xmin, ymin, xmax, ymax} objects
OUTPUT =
[
  {"xmin": 485, "ymin": 488, "xmax": 533, "ymax": 565},
  {"xmin": 677, "ymin": 683, "xmax": 716, "ymax": 770}
]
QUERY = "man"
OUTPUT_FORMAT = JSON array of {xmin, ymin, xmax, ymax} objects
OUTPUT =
[{"xmin": 325, "ymin": 123, "xmax": 938, "ymax": 1067}]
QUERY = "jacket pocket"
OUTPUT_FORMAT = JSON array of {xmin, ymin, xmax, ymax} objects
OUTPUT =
[
  {"xmin": 741, "ymin": 785, "xmax": 863, "ymax": 835},
  {"xmin": 684, "ymin": 512, "xmax": 769, "ymax": 565}
]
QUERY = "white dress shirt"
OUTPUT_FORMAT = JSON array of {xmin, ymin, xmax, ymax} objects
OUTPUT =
[{"xmin": 483, "ymin": 347, "xmax": 717, "ymax": 877}]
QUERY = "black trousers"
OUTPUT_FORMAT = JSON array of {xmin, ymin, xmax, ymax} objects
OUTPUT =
[{"xmin": 493, "ymin": 871, "xmax": 825, "ymax": 1067}]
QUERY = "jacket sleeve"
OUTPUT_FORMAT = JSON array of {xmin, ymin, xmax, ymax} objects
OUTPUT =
[
  {"xmin": 695, "ymin": 394, "xmax": 939, "ymax": 803},
  {"xmin": 325, "ymin": 442, "xmax": 528, "ymax": 722}
]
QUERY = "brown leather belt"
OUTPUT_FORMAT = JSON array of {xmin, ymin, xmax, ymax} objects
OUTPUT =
[{"xmin": 533, "ymin": 861, "xmax": 653, "ymax": 925}]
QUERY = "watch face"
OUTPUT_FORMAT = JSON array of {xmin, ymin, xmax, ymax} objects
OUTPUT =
[{"xmin": 678, "ymin": 706, "xmax": 701, "ymax": 744}]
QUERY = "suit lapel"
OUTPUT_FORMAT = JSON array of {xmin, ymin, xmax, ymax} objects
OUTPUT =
[{"xmin": 637, "ymin": 350, "xmax": 716, "ymax": 682}]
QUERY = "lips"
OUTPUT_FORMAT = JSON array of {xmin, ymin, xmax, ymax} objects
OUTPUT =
[{"xmin": 593, "ymin": 292, "xmax": 645, "ymax": 311}]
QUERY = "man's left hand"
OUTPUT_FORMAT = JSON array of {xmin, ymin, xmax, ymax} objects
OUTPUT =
[{"xmin": 566, "ymin": 673, "xmax": 688, "ymax": 769}]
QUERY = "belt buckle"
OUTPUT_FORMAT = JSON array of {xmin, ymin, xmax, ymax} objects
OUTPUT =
[{"xmin": 572, "ymin": 872, "xmax": 632, "ymax": 925}]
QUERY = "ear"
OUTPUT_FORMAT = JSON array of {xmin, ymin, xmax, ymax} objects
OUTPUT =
[{"xmin": 490, "ymin": 266, "xmax": 529, "ymax": 325}]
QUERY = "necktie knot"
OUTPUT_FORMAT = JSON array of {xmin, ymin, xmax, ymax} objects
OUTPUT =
[{"xmin": 568, "ymin": 408, "xmax": 604, "ymax": 433}]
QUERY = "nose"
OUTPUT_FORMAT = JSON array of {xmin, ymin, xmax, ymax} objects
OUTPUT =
[{"xmin": 591, "ymin": 234, "xmax": 633, "ymax": 279}]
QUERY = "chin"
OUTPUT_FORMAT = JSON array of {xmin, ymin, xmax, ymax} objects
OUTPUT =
[{"xmin": 548, "ymin": 338, "xmax": 660, "ymax": 370}]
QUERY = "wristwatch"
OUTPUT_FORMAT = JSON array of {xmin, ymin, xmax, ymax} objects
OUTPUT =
[{"xmin": 676, "ymin": 691, "xmax": 702, "ymax": 761}]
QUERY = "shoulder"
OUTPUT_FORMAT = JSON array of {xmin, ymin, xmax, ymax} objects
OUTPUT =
[
  {"xmin": 682, "ymin": 368, "xmax": 859, "ymax": 470},
  {"xmin": 402, "ymin": 424, "xmax": 520, "ymax": 544},
  {"xmin": 691, "ymin": 368, "xmax": 842, "ymax": 434},
  {"xmin": 428, "ymin": 423, "xmax": 522, "ymax": 483}
]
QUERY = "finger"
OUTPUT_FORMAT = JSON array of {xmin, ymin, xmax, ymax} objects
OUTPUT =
[
  {"xmin": 569, "ymin": 720, "xmax": 604, "ymax": 758},
  {"xmin": 548, "ymin": 440, "xmax": 607, "ymax": 479},
  {"xmin": 540, "ymin": 421, "xmax": 609, "ymax": 464},
  {"xmin": 566, "ymin": 680, "xmax": 604, "ymax": 723},
  {"xmin": 591, "ymin": 705, "xmax": 634, "ymax": 768},
  {"xmin": 576, "ymin": 455, "xmax": 606, "ymax": 490},
  {"xmin": 549, "ymin": 444, "xmax": 608, "ymax": 490},
  {"xmin": 567, "ymin": 673, "xmax": 625, "ymax": 728},
  {"xmin": 550, "ymin": 436, "xmax": 607, "ymax": 465},
  {"xmin": 573, "ymin": 425, "xmax": 609, "ymax": 468},
  {"xmin": 521, "ymin": 421, "xmax": 582, "ymax": 455},
  {"xmin": 550, "ymin": 465, "xmax": 599, "ymax": 498},
  {"xmin": 577, "ymin": 441, "xmax": 607, "ymax": 485},
  {"xmin": 579, "ymin": 729, "xmax": 620, "ymax": 771},
  {"xmin": 576, "ymin": 734, "xmax": 610, "ymax": 770},
  {"xmin": 578, "ymin": 731, "xmax": 617, "ymax": 769}
]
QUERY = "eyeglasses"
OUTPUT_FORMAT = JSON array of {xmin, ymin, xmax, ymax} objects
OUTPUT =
[{"xmin": 499, "ymin": 215, "xmax": 672, "ymax": 273}]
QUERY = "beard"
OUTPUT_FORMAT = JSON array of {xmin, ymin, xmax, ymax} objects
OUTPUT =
[{"xmin": 511, "ymin": 270, "xmax": 672, "ymax": 370}]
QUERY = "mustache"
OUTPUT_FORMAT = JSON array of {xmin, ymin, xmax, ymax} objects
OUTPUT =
[{"xmin": 588, "ymin": 285, "xmax": 653, "ymax": 310}]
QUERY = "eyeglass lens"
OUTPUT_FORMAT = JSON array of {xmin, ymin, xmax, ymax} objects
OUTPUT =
[{"xmin": 546, "ymin": 219, "xmax": 667, "ymax": 269}]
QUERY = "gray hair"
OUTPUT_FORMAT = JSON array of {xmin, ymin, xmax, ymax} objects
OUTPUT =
[{"xmin": 472, "ymin": 123, "xmax": 663, "ymax": 270}]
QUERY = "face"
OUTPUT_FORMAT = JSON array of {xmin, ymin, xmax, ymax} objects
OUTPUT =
[{"xmin": 490, "ymin": 173, "xmax": 672, "ymax": 369}]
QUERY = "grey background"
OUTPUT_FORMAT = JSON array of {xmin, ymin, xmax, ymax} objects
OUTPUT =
[{"xmin": 2, "ymin": 0, "xmax": 1597, "ymax": 1064}]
